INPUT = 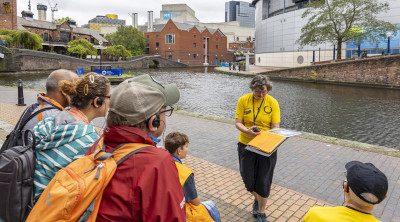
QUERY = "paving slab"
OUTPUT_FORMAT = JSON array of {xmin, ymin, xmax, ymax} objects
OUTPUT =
[{"xmin": 1, "ymin": 86, "xmax": 399, "ymax": 221}]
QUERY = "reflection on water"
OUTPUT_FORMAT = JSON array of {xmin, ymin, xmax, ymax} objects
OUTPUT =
[{"xmin": 2, "ymin": 68, "xmax": 400, "ymax": 149}]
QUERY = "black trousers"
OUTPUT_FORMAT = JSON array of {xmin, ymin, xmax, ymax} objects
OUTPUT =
[{"xmin": 237, "ymin": 142, "xmax": 277, "ymax": 198}]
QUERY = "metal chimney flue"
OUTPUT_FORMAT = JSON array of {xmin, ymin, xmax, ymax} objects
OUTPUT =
[
  {"xmin": 37, "ymin": 3, "xmax": 47, "ymax": 21},
  {"xmin": 147, "ymin": 11, "xmax": 153, "ymax": 32},
  {"xmin": 133, "ymin": 13, "xmax": 138, "ymax": 29}
]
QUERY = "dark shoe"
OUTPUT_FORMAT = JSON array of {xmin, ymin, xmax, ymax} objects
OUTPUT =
[
  {"xmin": 252, "ymin": 199, "xmax": 258, "ymax": 218},
  {"xmin": 256, "ymin": 212, "xmax": 267, "ymax": 222}
]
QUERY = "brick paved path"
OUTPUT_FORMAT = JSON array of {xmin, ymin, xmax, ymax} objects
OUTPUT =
[
  {"xmin": 166, "ymin": 114, "xmax": 400, "ymax": 221},
  {"xmin": 1, "ymin": 86, "xmax": 400, "ymax": 221}
]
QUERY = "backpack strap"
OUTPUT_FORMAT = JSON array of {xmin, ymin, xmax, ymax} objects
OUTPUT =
[
  {"xmin": 91, "ymin": 138, "xmax": 153, "ymax": 165},
  {"xmin": 116, "ymin": 146, "xmax": 153, "ymax": 166},
  {"xmin": 19, "ymin": 106, "xmax": 59, "ymax": 129}
]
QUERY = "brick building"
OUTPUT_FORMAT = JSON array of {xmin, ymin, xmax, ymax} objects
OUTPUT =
[
  {"xmin": 18, "ymin": 15, "xmax": 108, "ymax": 54},
  {"xmin": 140, "ymin": 19, "xmax": 228, "ymax": 66},
  {"xmin": 1, "ymin": 0, "xmax": 107, "ymax": 55},
  {"xmin": 229, "ymin": 40, "xmax": 254, "ymax": 53},
  {"xmin": 0, "ymin": 0, "xmax": 17, "ymax": 30}
]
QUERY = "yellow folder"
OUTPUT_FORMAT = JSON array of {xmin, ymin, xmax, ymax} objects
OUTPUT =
[{"xmin": 247, "ymin": 131, "xmax": 287, "ymax": 155}]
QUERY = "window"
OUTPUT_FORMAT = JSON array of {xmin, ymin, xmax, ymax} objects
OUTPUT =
[
  {"xmin": 168, "ymin": 55, "xmax": 173, "ymax": 60},
  {"xmin": 194, "ymin": 35, "xmax": 196, "ymax": 38},
  {"xmin": 147, "ymin": 35, "xmax": 149, "ymax": 39},
  {"xmin": 156, "ymin": 35, "xmax": 159, "ymax": 39},
  {"xmin": 156, "ymin": 42, "xmax": 159, "ymax": 47},
  {"xmin": 203, "ymin": 44, "xmax": 205, "ymax": 49},
  {"xmin": 166, "ymin": 34, "xmax": 175, "ymax": 44},
  {"xmin": 216, "ymin": 45, "xmax": 218, "ymax": 49},
  {"xmin": 193, "ymin": 43, "xmax": 196, "ymax": 48},
  {"xmin": 193, "ymin": 54, "xmax": 197, "ymax": 59}
]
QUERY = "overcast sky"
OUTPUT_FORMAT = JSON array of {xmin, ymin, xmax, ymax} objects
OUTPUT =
[{"xmin": 16, "ymin": 0, "xmax": 250, "ymax": 26}]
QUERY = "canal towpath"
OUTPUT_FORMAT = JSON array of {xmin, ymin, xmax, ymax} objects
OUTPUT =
[{"xmin": 0, "ymin": 86, "xmax": 399, "ymax": 221}]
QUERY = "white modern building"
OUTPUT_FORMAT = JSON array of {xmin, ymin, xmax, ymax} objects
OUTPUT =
[
  {"xmin": 252, "ymin": 0, "xmax": 400, "ymax": 67},
  {"xmin": 154, "ymin": 4, "xmax": 199, "ymax": 24}
]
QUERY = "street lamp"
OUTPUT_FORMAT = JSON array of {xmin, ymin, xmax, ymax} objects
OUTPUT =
[{"xmin": 386, "ymin": 32, "xmax": 392, "ymax": 54}]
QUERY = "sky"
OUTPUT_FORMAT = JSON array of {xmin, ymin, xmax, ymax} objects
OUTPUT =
[{"xmin": 16, "ymin": 0, "xmax": 250, "ymax": 26}]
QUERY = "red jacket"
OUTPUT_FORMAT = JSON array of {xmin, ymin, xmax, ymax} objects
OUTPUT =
[{"xmin": 86, "ymin": 125, "xmax": 186, "ymax": 222}]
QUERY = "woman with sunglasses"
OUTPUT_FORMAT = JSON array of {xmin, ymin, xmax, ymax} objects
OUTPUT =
[
  {"xmin": 235, "ymin": 75, "xmax": 281, "ymax": 222},
  {"xmin": 32, "ymin": 72, "xmax": 111, "ymax": 201}
]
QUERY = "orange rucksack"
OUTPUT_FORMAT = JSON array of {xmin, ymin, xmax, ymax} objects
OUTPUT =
[{"xmin": 27, "ymin": 138, "xmax": 152, "ymax": 222}]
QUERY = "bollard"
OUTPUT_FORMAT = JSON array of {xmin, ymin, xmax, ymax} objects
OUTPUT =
[{"xmin": 17, "ymin": 79, "xmax": 26, "ymax": 106}]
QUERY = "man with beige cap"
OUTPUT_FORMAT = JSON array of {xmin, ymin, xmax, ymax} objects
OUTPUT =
[{"xmin": 86, "ymin": 74, "xmax": 186, "ymax": 221}]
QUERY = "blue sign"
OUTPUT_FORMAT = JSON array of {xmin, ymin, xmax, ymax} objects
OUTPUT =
[
  {"xmin": 94, "ymin": 68, "xmax": 123, "ymax": 76},
  {"xmin": 75, "ymin": 68, "xmax": 84, "ymax": 75},
  {"xmin": 163, "ymin": 11, "xmax": 171, "ymax": 20}
]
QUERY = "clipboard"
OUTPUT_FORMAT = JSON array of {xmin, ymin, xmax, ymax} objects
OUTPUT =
[
  {"xmin": 245, "ymin": 128, "xmax": 303, "ymax": 157},
  {"xmin": 245, "ymin": 131, "xmax": 286, "ymax": 157}
]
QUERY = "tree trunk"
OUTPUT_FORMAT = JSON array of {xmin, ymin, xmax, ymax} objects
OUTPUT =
[{"xmin": 337, "ymin": 39, "xmax": 342, "ymax": 60}]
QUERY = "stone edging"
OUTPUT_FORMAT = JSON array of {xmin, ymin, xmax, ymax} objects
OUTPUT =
[{"xmin": 175, "ymin": 110, "xmax": 400, "ymax": 158}]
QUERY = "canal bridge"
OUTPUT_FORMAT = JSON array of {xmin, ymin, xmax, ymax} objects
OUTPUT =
[{"xmin": 0, "ymin": 46, "xmax": 187, "ymax": 73}]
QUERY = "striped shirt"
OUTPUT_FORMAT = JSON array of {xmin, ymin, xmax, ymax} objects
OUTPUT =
[{"xmin": 32, "ymin": 111, "xmax": 99, "ymax": 200}]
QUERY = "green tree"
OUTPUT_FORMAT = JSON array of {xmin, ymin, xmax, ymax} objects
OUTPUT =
[
  {"xmin": 297, "ymin": 0, "xmax": 398, "ymax": 60},
  {"xmin": 104, "ymin": 45, "xmax": 131, "ymax": 61},
  {"xmin": 105, "ymin": 25, "xmax": 146, "ymax": 56},
  {"xmin": 0, "ymin": 29, "xmax": 43, "ymax": 50},
  {"xmin": 54, "ymin": 17, "xmax": 74, "ymax": 24},
  {"xmin": 67, "ymin": 39, "xmax": 97, "ymax": 59}
]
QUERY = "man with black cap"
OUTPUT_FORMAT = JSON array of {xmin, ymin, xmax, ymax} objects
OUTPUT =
[
  {"xmin": 304, "ymin": 161, "xmax": 388, "ymax": 222},
  {"xmin": 86, "ymin": 74, "xmax": 186, "ymax": 221}
]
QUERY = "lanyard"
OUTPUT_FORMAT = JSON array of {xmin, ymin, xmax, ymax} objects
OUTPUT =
[{"xmin": 253, "ymin": 96, "xmax": 264, "ymax": 124}]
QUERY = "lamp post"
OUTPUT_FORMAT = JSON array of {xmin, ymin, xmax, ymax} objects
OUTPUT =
[{"xmin": 386, "ymin": 32, "xmax": 392, "ymax": 54}]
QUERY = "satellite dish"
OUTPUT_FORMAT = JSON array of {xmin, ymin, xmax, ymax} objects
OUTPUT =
[{"xmin": 99, "ymin": 41, "xmax": 103, "ymax": 45}]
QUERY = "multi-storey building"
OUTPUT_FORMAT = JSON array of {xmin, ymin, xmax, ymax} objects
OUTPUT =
[
  {"xmin": 140, "ymin": 19, "xmax": 228, "ymax": 66},
  {"xmin": 85, "ymin": 14, "xmax": 125, "ymax": 31},
  {"xmin": 225, "ymin": 1, "xmax": 255, "ymax": 28},
  {"xmin": 154, "ymin": 4, "xmax": 199, "ymax": 25},
  {"xmin": 252, "ymin": 0, "xmax": 400, "ymax": 67}
]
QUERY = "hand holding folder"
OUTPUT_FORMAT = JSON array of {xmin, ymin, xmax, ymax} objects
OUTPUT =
[{"xmin": 247, "ymin": 131, "xmax": 287, "ymax": 155}]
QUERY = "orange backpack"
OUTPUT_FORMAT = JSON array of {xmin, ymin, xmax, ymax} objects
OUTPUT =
[{"xmin": 27, "ymin": 138, "xmax": 152, "ymax": 222}]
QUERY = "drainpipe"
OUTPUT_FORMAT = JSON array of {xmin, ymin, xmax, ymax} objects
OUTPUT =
[{"xmin": 203, "ymin": 37, "xmax": 209, "ymax": 66}]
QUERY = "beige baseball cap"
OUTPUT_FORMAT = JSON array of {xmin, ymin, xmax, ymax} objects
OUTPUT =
[{"xmin": 109, "ymin": 74, "xmax": 180, "ymax": 126}]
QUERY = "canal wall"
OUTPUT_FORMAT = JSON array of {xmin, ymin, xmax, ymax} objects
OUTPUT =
[
  {"xmin": 1, "ymin": 48, "xmax": 187, "ymax": 72},
  {"xmin": 261, "ymin": 54, "xmax": 400, "ymax": 88}
]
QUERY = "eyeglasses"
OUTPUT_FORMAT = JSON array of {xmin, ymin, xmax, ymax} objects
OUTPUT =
[
  {"xmin": 159, "ymin": 106, "xmax": 174, "ymax": 117},
  {"xmin": 253, "ymin": 90, "xmax": 268, "ymax": 95},
  {"xmin": 104, "ymin": 95, "xmax": 111, "ymax": 99}
]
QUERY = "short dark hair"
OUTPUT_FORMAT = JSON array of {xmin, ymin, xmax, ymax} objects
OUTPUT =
[
  {"xmin": 165, "ymin": 132, "xmax": 189, "ymax": 154},
  {"xmin": 249, "ymin": 75, "xmax": 273, "ymax": 91}
]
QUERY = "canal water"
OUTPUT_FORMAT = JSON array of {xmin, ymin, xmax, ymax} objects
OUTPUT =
[{"xmin": 1, "ymin": 67, "xmax": 400, "ymax": 149}]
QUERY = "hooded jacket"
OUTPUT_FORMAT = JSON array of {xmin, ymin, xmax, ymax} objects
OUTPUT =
[
  {"xmin": 33, "ymin": 110, "xmax": 99, "ymax": 200},
  {"xmin": 86, "ymin": 125, "xmax": 186, "ymax": 222}
]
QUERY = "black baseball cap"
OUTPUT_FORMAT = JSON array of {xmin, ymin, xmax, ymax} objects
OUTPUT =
[{"xmin": 345, "ymin": 161, "xmax": 388, "ymax": 204}]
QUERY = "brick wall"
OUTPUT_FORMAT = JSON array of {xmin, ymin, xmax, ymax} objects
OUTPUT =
[
  {"xmin": 262, "ymin": 55, "xmax": 400, "ymax": 88},
  {"xmin": 3, "ymin": 49, "xmax": 186, "ymax": 72},
  {"xmin": 146, "ymin": 20, "xmax": 228, "ymax": 66},
  {"xmin": 0, "ymin": 0, "xmax": 17, "ymax": 30}
]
